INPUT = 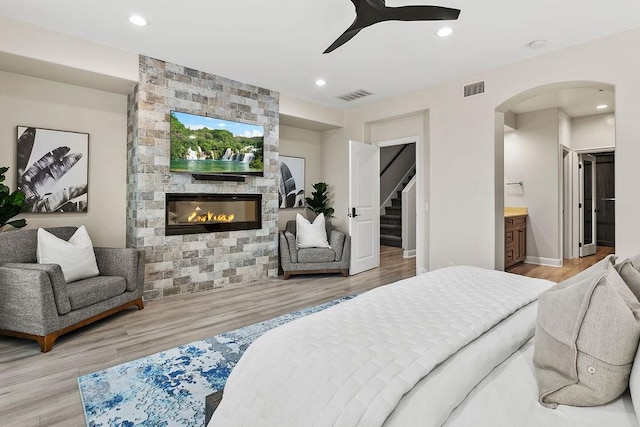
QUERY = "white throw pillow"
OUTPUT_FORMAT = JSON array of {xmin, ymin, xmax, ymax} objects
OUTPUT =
[
  {"xmin": 37, "ymin": 226, "xmax": 100, "ymax": 283},
  {"xmin": 296, "ymin": 213, "xmax": 330, "ymax": 249}
]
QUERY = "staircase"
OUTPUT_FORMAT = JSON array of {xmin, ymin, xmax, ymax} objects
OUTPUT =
[{"xmin": 380, "ymin": 168, "xmax": 415, "ymax": 248}]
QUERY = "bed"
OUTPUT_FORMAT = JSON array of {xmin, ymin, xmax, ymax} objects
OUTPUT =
[
  {"xmin": 444, "ymin": 340, "xmax": 638, "ymax": 427},
  {"xmin": 208, "ymin": 262, "xmax": 640, "ymax": 426}
]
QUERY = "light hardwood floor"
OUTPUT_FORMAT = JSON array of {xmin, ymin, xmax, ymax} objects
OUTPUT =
[
  {"xmin": 0, "ymin": 248, "xmax": 415, "ymax": 427},
  {"xmin": 507, "ymin": 246, "xmax": 615, "ymax": 282}
]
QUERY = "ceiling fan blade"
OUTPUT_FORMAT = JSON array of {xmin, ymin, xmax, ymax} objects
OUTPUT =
[
  {"xmin": 385, "ymin": 6, "xmax": 460, "ymax": 21},
  {"xmin": 323, "ymin": 23, "xmax": 364, "ymax": 54},
  {"xmin": 323, "ymin": 1, "xmax": 461, "ymax": 53}
]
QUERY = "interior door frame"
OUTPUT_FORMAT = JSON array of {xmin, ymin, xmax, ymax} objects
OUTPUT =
[
  {"xmin": 375, "ymin": 136, "xmax": 421, "ymax": 273},
  {"xmin": 572, "ymin": 147, "xmax": 615, "ymax": 257},
  {"xmin": 579, "ymin": 153, "xmax": 597, "ymax": 257},
  {"xmin": 561, "ymin": 145, "xmax": 573, "ymax": 259}
]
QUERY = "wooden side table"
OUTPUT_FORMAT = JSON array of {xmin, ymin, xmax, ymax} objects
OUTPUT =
[{"xmin": 205, "ymin": 390, "xmax": 224, "ymax": 425}]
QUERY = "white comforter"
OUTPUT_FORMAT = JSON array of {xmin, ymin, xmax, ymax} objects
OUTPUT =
[
  {"xmin": 210, "ymin": 266, "xmax": 552, "ymax": 426},
  {"xmin": 385, "ymin": 300, "xmax": 540, "ymax": 426},
  {"xmin": 445, "ymin": 340, "xmax": 639, "ymax": 427}
]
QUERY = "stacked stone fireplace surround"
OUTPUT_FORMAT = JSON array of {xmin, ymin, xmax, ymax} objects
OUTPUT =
[{"xmin": 127, "ymin": 55, "xmax": 279, "ymax": 301}]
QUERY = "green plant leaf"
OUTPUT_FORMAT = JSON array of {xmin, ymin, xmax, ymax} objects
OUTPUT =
[
  {"xmin": 8, "ymin": 190, "xmax": 25, "ymax": 205},
  {"xmin": 0, "ymin": 203, "xmax": 20, "ymax": 219},
  {"xmin": 305, "ymin": 182, "xmax": 334, "ymax": 218},
  {"xmin": 5, "ymin": 218, "xmax": 27, "ymax": 229},
  {"xmin": 0, "ymin": 166, "xmax": 28, "ymax": 229}
]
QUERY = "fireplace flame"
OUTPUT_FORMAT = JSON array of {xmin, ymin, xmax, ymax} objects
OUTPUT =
[{"xmin": 187, "ymin": 211, "xmax": 235, "ymax": 223}]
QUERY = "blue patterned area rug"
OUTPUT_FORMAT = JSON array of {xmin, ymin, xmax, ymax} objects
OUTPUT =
[{"xmin": 78, "ymin": 294, "xmax": 355, "ymax": 427}]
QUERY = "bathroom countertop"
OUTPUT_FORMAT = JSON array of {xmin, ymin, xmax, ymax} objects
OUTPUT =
[{"xmin": 504, "ymin": 207, "xmax": 528, "ymax": 218}]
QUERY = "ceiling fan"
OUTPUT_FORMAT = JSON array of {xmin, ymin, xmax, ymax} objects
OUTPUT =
[{"xmin": 324, "ymin": 0, "xmax": 461, "ymax": 54}]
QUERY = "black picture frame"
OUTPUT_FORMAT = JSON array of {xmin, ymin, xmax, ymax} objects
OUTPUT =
[
  {"xmin": 16, "ymin": 126, "xmax": 89, "ymax": 213},
  {"xmin": 278, "ymin": 155, "xmax": 305, "ymax": 209}
]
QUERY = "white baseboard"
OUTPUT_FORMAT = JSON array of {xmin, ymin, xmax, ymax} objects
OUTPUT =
[
  {"xmin": 524, "ymin": 256, "xmax": 562, "ymax": 267},
  {"xmin": 403, "ymin": 249, "xmax": 416, "ymax": 258}
]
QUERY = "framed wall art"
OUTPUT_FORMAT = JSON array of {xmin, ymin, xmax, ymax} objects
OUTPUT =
[
  {"xmin": 278, "ymin": 156, "xmax": 305, "ymax": 208},
  {"xmin": 16, "ymin": 126, "xmax": 89, "ymax": 213}
]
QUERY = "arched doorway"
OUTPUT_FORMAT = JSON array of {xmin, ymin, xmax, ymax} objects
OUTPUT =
[{"xmin": 494, "ymin": 81, "xmax": 616, "ymax": 271}]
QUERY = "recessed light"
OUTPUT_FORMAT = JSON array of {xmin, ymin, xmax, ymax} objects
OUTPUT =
[
  {"xmin": 129, "ymin": 15, "xmax": 149, "ymax": 26},
  {"xmin": 596, "ymin": 104, "xmax": 609, "ymax": 110},
  {"xmin": 527, "ymin": 39, "xmax": 547, "ymax": 49},
  {"xmin": 315, "ymin": 79, "xmax": 327, "ymax": 87},
  {"xmin": 436, "ymin": 27, "xmax": 453, "ymax": 38}
]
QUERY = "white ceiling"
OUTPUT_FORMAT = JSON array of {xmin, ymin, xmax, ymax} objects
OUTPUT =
[
  {"xmin": 511, "ymin": 88, "xmax": 615, "ymax": 118},
  {"xmin": 1, "ymin": 0, "xmax": 639, "ymax": 109}
]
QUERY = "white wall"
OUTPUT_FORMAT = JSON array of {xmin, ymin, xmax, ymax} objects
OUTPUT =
[
  {"xmin": 505, "ymin": 108, "xmax": 561, "ymax": 263},
  {"xmin": 321, "ymin": 27, "xmax": 640, "ymax": 271},
  {"xmin": 558, "ymin": 109, "xmax": 572, "ymax": 149},
  {"xmin": 370, "ymin": 114, "xmax": 424, "ymax": 143},
  {"xmin": 278, "ymin": 125, "xmax": 324, "ymax": 229},
  {"xmin": 0, "ymin": 71, "xmax": 128, "ymax": 247},
  {"xmin": 0, "ymin": 16, "xmax": 138, "ymax": 94},
  {"xmin": 280, "ymin": 94, "xmax": 344, "ymax": 129},
  {"xmin": 558, "ymin": 109, "xmax": 574, "ymax": 259},
  {"xmin": 571, "ymin": 113, "xmax": 616, "ymax": 151},
  {"xmin": 504, "ymin": 111, "xmax": 517, "ymax": 131}
]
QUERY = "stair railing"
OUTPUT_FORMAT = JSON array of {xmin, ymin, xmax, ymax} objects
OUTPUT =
[
  {"xmin": 380, "ymin": 162, "xmax": 416, "ymax": 215},
  {"xmin": 380, "ymin": 144, "xmax": 409, "ymax": 177}
]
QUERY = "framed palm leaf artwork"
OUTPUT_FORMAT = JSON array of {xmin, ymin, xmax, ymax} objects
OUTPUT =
[
  {"xmin": 278, "ymin": 156, "xmax": 305, "ymax": 208},
  {"xmin": 16, "ymin": 126, "xmax": 89, "ymax": 213}
]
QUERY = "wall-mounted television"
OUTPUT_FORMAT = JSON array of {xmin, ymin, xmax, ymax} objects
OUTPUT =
[{"xmin": 170, "ymin": 111, "xmax": 264, "ymax": 177}]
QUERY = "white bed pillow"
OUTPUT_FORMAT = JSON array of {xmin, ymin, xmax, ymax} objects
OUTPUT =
[
  {"xmin": 37, "ymin": 226, "xmax": 100, "ymax": 283},
  {"xmin": 296, "ymin": 213, "xmax": 330, "ymax": 249}
]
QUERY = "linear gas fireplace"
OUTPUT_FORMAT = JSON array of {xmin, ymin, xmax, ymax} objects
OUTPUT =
[{"xmin": 166, "ymin": 193, "xmax": 262, "ymax": 236}]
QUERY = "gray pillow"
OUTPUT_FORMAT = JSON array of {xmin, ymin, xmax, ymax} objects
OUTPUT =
[
  {"xmin": 615, "ymin": 258, "xmax": 640, "ymax": 301},
  {"xmin": 616, "ymin": 254, "xmax": 640, "ymax": 421},
  {"xmin": 628, "ymin": 340, "xmax": 640, "ymax": 424},
  {"xmin": 533, "ymin": 255, "xmax": 640, "ymax": 408}
]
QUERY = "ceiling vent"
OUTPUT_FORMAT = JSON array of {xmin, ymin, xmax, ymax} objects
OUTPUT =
[
  {"xmin": 337, "ymin": 89, "xmax": 373, "ymax": 102},
  {"xmin": 463, "ymin": 81, "xmax": 485, "ymax": 97}
]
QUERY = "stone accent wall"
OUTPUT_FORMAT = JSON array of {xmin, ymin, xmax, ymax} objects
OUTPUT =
[{"xmin": 127, "ymin": 55, "xmax": 279, "ymax": 301}]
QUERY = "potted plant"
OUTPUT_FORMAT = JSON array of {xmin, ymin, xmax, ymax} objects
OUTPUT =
[
  {"xmin": 305, "ymin": 182, "xmax": 335, "ymax": 219},
  {"xmin": 0, "ymin": 167, "xmax": 27, "ymax": 231}
]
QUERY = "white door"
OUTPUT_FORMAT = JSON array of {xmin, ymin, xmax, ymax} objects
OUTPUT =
[
  {"xmin": 579, "ymin": 154, "xmax": 597, "ymax": 257},
  {"xmin": 348, "ymin": 140, "xmax": 380, "ymax": 274}
]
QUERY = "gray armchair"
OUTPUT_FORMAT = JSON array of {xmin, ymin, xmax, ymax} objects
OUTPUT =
[
  {"xmin": 0, "ymin": 227, "xmax": 144, "ymax": 352},
  {"xmin": 279, "ymin": 220, "xmax": 350, "ymax": 279}
]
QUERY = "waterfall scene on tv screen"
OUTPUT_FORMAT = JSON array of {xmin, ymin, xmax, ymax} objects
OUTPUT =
[{"xmin": 170, "ymin": 111, "xmax": 264, "ymax": 176}]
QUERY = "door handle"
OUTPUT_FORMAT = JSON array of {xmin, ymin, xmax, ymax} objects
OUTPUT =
[{"xmin": 348, "ymin": 207, "xmax": 360, "ymax": 218}]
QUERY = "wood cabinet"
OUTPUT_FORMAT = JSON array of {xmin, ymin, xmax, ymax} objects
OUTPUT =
[{"xmin": 505, "ymin": 215, "xmax": 526, "ymax": 269}]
